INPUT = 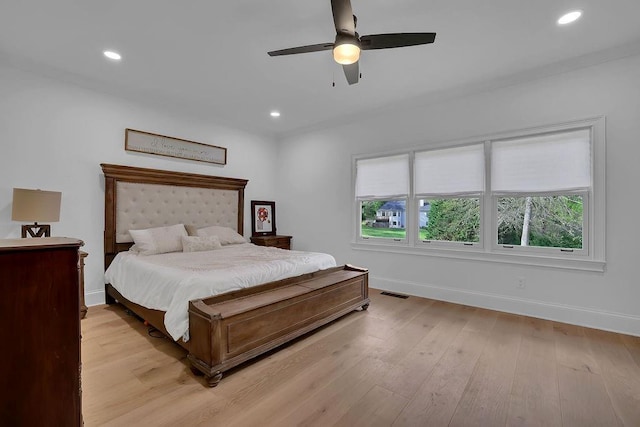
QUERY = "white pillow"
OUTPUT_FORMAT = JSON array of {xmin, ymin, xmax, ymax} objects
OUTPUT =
[
  {"xmin": 196, "ymin": 225, "xmax": 246, "ymax": 245},
  {"xmin": 182, "ymin": 235, "xmax": 222, "ymax": 252},
  {"xmin": 184, "ymin": 224, "xmax": 199, "ymax": 236},
  {"xmin": 128, "ymin": 224, "xmax": 188, "ymax": 255}
]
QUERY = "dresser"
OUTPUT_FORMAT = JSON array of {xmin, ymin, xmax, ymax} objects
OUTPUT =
[
  {"xmin": 0, "ymin": 237, "xmax": 84, "ymax": 426},
  {"xmin": 250, "ymin": 235, "xmax": 292, "ymax": 250}
]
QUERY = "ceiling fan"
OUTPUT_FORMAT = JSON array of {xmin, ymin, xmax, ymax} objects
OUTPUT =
[{"xmin": 267, "ymin": 0, "xmax": 436, "ymax": 85}]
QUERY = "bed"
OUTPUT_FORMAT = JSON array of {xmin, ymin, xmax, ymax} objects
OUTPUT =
[{"xmin": 101, "ymin": 163, "xmax": 369, "ymax": 386}]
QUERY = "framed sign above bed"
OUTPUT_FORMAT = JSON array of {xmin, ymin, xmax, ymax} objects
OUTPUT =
[
  {"xmin": 251, "ymin": 200, "xmax": 276, "ymax": 236},
  {"xmin": 125, "ymin": 128, "xmax": 227, "ymax": 165}
]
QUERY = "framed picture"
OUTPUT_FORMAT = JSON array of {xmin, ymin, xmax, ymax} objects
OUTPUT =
[
  {"xmin": 125, "ymin": 128, "xmax": 227, "ymax": 165},
  {"xmin": 251, "ymin": 200, "xmax": 276, "ymax": 236}
]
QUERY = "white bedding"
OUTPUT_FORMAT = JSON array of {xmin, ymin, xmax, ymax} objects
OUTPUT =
[{"xmin": 104, "ymin": 243, "xmax": 336, "ymax": 341}]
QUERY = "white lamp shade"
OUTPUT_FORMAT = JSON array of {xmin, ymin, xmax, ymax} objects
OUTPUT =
[{"xmin": 12, "ymin": 188, "xmax": 62, "ymax": 222}]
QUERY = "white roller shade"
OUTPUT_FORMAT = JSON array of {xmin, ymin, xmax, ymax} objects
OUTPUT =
[
  {"xmin": 492, "ymin": 129, "xmax": 591, "ymax": 193},
  {"xmin": 414, "ymin": 144, "xmax": 485, "ymax": 195},
  {"xmin": 355, "ymin": 154, "xmax": 409, "ymax": 198}
]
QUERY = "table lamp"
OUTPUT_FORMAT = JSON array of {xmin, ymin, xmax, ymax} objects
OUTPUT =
[{"xmin": 11, "ymin": 188, "xmax": 62, "ymax": 237}]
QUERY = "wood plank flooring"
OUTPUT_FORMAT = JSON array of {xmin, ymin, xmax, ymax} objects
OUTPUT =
[{"xmin": 82, "ymin": 290, "xmax": 640, "ymax": 426}]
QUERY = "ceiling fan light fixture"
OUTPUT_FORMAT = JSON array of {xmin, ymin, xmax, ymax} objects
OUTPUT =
[
  {"xmin": 333, "ymin": 34, "xmax": 360, "ymax": 65},
  {"xmin": 333, "ymin": 43, "xmax": 360, "ymax": 64}
]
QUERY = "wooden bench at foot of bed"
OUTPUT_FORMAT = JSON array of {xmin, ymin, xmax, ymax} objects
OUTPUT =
[{"xmin": 187, "ymin": 264, "xmax": 369, "ymax": 387}]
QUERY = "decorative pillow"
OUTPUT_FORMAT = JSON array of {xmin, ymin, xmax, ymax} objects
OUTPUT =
[
  {"xmin": 181, "ymin": 235, "xmax": 222, "ymax": 252},
  {"xmin": 184, "ymin": 224, "xmax": 199, "ymax": 236},
  {"xmin": 196, "ymin": 225, "xmax": 246, "ymax": 245},
  {"xmin": 128, "ymin": 224, "xmax": 188, "ymax": 255}
]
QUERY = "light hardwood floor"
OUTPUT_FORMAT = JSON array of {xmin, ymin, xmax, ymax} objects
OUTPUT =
[{"xmin": 82, "ymin": 290, "xmax": 640, "ymax": 426}]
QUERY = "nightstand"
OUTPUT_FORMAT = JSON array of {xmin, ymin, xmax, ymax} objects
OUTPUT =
[
  {"xmin": 250, "ymin": 235, "xmax": 292, "ymax": 250},
  {"xmin": 79, "ymin": 251, "xmax": 88, "ymax": 319}
]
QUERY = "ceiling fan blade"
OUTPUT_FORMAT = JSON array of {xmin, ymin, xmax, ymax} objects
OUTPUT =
[
  {"xmin": 360, "ymin": 33, "xmax": 436, "ymax": 50},
  {"xmin": 342, "ymin": 62, "xmax": 359, "ymax": 85},
  {"xmin": 331, "ymin": 0, "xmax": 355, "ymax": 35},
  {"xmin": 268, "ymin": 42, "xmax": 334, "ymax": 56}
]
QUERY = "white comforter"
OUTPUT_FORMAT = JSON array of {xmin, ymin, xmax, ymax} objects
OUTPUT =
[{"xmin": 104, "ymin": 243, "xmax": 336, "ymax": 341}]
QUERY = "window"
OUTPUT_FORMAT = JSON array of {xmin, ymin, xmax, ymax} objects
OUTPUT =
[
  {"xmin": 414, "ymin": 144, "xmax": 484, "ymax": 247},
  {"xmin": 355, "ymin": 154, "xmax": 409, "ymax": 242},
  {"xmin": 353, "ymin": 117, "xmax": 605, "ymax": 270},
  {"xmin": 419, "ymin": 197, "xmax": 481, "ymax": 244},
  {"xmin": 496, "ymin": 195, "xmax": 584, "ymax": 250},
  {"xmin": 491, "ymin": 129, "xmax": 590, "ymax": 254}
]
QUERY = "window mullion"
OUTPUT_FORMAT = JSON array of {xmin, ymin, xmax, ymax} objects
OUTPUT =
[
  {"xmin": 484, "ymin": 140, "xmax": 493, "ymax": 252},
  {"xmin": 408, "ymin": 151, "xmax": 417, "ymax": 247}
]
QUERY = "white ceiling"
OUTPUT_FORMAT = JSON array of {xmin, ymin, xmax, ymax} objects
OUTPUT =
[{"xmin": 2, "ymin": 1, "xmax": 640, "ymax": 138}]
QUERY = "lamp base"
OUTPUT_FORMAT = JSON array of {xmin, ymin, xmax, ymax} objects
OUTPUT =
[{"xmin": 21, "ymin": 223, "xmax": 51, "ymax": 238}]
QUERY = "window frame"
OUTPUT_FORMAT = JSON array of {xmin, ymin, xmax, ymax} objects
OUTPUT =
[{"xmin": 352, "ymin": 117, "xmax": 606, "ymax": 271}]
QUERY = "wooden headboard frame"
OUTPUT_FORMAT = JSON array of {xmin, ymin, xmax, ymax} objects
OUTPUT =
[{"xmin": 101, "ymin": 163, "xmax": 248, "ymax": 270}]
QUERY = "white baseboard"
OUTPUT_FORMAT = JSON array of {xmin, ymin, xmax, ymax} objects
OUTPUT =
[
  {"xmin": 372, "ymin": 276, "xmax": 640, "ymax": 337},
  {"xmin": 84, "ymin": 277, "xmax": 640, "ymax": 337},
  {"xmin": 85, "ymin": 290, "xmax": 106, "ymax": 307}
]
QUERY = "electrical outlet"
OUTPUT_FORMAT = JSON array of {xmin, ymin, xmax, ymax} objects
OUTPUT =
[{"xmin": 517, "ymin": 276, "xmax": 526, "ymax": 289}]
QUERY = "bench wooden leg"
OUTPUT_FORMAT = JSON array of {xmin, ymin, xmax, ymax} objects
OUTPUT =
[{"xmin": 206, "ymin": 371, "xmax": 223, "ymax": 387}]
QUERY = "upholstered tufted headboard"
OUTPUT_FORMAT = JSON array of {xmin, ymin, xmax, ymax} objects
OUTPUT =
[{"xmin": 101, "ymin": 164, "xmax": 248, "ymax": 269}]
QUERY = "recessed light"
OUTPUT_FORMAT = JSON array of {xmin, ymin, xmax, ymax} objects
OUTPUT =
[
  {"xmin": 270, "ymin": 111, "xmax": 281, "ymax": 118},
  {"xmin": 558, "ymin": 10, "xmax": 582, "ymax": 25},
  {"xmin": 103, "ymin": 50, "xmax": 122, "ymax": 61}
]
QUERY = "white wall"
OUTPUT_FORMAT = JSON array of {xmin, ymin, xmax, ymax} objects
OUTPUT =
[
  {"xmin": 277, "ymin": 53, "xmax": 640, "ymax": 336},
  {"xmin": 0, "ymin": 63, "xmax": 280, "ymax": 306},
  {"xmin": 3, "ymin": 52, "xmax": 639, "ymax": 336}
]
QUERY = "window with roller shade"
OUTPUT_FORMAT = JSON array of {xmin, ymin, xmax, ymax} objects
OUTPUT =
[
  {"xmin": 355, "ymin": 154, "xmax": 409, "ymax": 242},
  {"xmin": 491, "ymin": 129, "xmax": 591, "ymax": 254},
  {"xmin": 414, "ymin": 143, "xmax": 484, "ymax": 247},
  {"xmin": 352, "ymin": 117, "xmax": 604, "ymax": 270}
]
